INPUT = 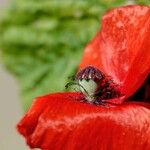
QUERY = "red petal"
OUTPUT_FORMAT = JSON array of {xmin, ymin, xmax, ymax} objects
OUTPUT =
[
  {"xmin": 79, "ymin": 5, "xmax": 150, "ymax": 98},
  {"xmin": 17, "ymin": 92, "xmax": 150, "ymax": 150}
]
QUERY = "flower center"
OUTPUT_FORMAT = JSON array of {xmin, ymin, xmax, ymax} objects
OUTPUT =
[{"xmin": 75, "ymin": 66, "xmax": 122, "ymax": 104}]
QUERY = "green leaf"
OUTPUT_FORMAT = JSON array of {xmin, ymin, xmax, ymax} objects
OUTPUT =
[{"xmin": 0, "ymin": 0, "xmax": 127, "ymax": 111}]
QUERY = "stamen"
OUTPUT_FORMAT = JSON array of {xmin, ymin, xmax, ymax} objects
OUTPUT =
[
  {"xmin": 75, "ymin": 66, "xmax": 105, "ymax": 81},
  {"xmin": 66, "ymin": 66, "xmax": 122, "ymax": 105}
]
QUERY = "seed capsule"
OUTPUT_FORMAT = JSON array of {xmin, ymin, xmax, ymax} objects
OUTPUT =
[{"xmin": 75, "ymin": 66, "xmax": 122, "ymax": 104}]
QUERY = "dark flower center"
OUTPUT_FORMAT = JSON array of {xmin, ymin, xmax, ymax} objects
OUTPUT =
[{"xmin": 66, "ymin": 66, "xmax": 122, "ymax": 105}]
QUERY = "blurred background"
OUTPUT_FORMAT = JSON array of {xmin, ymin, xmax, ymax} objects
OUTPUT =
[{"xmin": 0, "ymin": 0, "xmax": 149, "ymax": 150}]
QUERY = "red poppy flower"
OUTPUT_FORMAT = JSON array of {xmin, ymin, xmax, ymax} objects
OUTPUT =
[{"xmin": 17, "ymin": 5, "xmax": 150, "ymax": 150}]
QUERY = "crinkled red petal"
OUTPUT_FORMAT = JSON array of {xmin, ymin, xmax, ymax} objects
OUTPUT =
[
  {"xmin": 79, "ymin": 5, "xmax": 150, "ymax": 98},
  {"xmin": 17, "ymin": 92, "xmax": 150, "ymax": 150}
]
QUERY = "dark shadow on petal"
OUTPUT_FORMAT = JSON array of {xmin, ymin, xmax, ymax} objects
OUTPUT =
[{"xmin": 129, "ymin": 75, "xmax": 150, "ymax": 103}]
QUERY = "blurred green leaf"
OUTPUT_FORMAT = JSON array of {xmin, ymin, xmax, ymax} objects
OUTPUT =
[
  {"xmin": 135, "ymin": 0, "xmax": 150, "ymax": 5},
  {"xmin": 0, "ymin": 0, "xmax": 129, "ymax": 111}
]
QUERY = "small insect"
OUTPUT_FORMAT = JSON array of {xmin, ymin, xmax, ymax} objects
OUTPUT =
[{"xmin": 65, "ymin": 66, "xmax": 122, "ymax": 105}]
